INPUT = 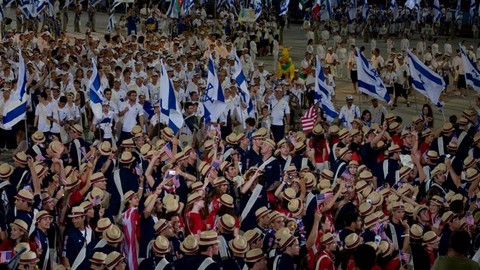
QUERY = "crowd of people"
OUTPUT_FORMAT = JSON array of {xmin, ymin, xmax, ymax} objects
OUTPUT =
[{"xmin": 0, "ymin": 1, "xmax": 480, "ymax": 270}]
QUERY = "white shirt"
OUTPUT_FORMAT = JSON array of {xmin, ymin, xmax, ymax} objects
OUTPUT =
[
  {"xmin": 267, "ymin": 97, "xmax": 290, "ymax": 126},
  {"xmin": 338, "ymin": 104, "xmax": 360, "ymax": 129},
  {"xmin": 120, "ymin": 101, "xmax": 144, "ymax": 132},
  {"xmin": 49, "ymin": 105, "xmax": 69, "ymax": 133},
  {"xmin": 93, "ymin": 111, "xmax": 118, "ymax": 139},
  {"xmin": 35, "ymin": 103, "xmax": 51, "ymax": 132}
]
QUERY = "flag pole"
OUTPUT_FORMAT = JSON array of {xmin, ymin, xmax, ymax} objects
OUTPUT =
[
  {"xmin": 413, "ymin": 92, "xmax": 419, "ymax": 115},
  {"xmin": 24, "ymin": 118, "xmax": 28, "ymax": 146}
]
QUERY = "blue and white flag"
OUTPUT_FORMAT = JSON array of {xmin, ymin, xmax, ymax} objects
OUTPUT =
[
  {"xmin": 279, "ymin": 0, "xmax": 289, "ymax": 15},
  {"xmin": 362, "ymin": 0, "xmax": 369, "ymax": 19},
  {"xmin": 313, "ymin": 56, "xmax": 338, "ymax": 122},
  {"xmin": 33, "ymin": 0, "xmax": 48, "ymax": 17},
  {"xmin": 234, "ymin": 54, "xmax": 254, "ymax": 120},
  {"xmin": 107, "ymin": 8, "xmax": 115, "ymax": 32},
  {"xmin": 111, "ymin": 0, "xmax": 123, "ymax": 9},
  {"xmin": 470, "ymin": 0, "xmax": 476, "ymax": 18},
  {"xmin": 226, "ymin": 0, "xmax": 235, "ymax": 10},
  {"xmin": 18, "ymin": 0, "xmax": 34, "ymax": 18},
  {"xmin": 143, "ymin": 101, "xmax": 155, "ymax": 118},
  {"xmin": 455, "ymin": 0, "xmax": 461, "ymax": 20},
  {"xmin": 2, "ymin": 50, "xmax": 28, "ymax": 129},
  {"xmin": 0, "ymin": 4, "xmax": 4, "ymax": 21},
  {"xmin": 389, "ymin": 0, "xmax": 398, "ymax": 19},
  {"xmin": 460, "ymin": 45, "xmax": 480, "ymax": 93},
  {"xmin": 204, "ymin": 56, "xmax": 227, "ymax": 125},
  {"xmin": 159, "ymin": 61, "xmax": 184, "ymax": 134},
  {"xmin": 347, "ymin": 0, "xmax": 357, "ymax": 21},
  {"xmin": 407, "ymin": 50, "xmax": 445, "ymax": 106},
  {"xmin": 433, "ymin": 0, "xmax": 441, "ymax": 22},
  {"xmin": 355, "ymin": 49, "xmax": 391, "ymax": 103},
  {"xmin": 253, "ymin": 0, "xmax": 262, "ymax": 20},
  {"xmin": 217, "ymin": 0, "xmax": 225, "ymax": 10},
  {"xmin": 405, "ymin": 0, "xmax": 414, "ymax": 9},
  {"xmin": 322, "ymin": 0, "xmax": 332, "ymax": 20},
  {"xmin": 89, "ymin": 59, "xmax": 104, "ymax": 120}
]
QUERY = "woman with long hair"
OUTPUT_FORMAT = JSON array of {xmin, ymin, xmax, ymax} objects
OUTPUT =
[
  {"xmin": 184, "ymin": 192, "xmax": 207, "ymax": 236},
  {"xmin": 121, "ymin": 187, "xmax": 143, "ymax": 270},
  {"xmin": 0, "ymin": 219, "xmax": 31, "ymax": 252},
  {"xmin": 309, "ymin": 124, "xmax": 330, "ymax": 171},
  {"xmin": 420, "ymin": 104, "xmax": 434, "ymax": 129}
]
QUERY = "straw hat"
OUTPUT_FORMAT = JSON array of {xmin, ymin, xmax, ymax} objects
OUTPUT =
[
  {"xmin": 98, "ymin": 141, "xmax": 112, "ymax": 156},
  {"xmin": 345, "ymin": 233, "xmax": 362, "ymax": 249},
  {"xmin": 410, "ymin": 224, "xmax": 424, "ymax": 240},
  {"xmin": 13, "ymin": 152, "xmax": 28, "ymax": 165},
  {"xmin": 226, "ymin": 133, "xmax": 238, "ymax": 145},
  {"xmin": 11, "ymin": 219, "xmax": 28, "ymax": 232},
  {"xmin": 187, "ymin": 192, "xmax": 203, "ymax": 205},
  {"xmin": 463, "ymin": 156, "xmax": 476, "ymax": 169},
  {"xmin": 131, "ymin": 125, "xmax": 142, "ymax": 135},
  {"xmin": 212, "ymin": 177, "xmax": 228, "ymax": 188},
  {"xmin": 312, "ymin": 124, "xmax": 324, "ymax": 135},
  {"xmin": 219, "ymin": 194, "xmax": 234, "ymax": 208},
  {"xmin": 48, "ymin": 141, "xmax": 64, "ymax": 155},
  {"xmin": 399, "ymin": 166, "xmax": 412, "ymax": 180},
  {"xmin": 31, "ymin": 131, "xmax": 46, "ymax": 144},
  {"xmin": 89, "ymin": 252, "xmax": 107, "ymax": 265},
  {"xmin": 19, "ymin": 251, "xmax": 39, "ymax": 265},
  {"xmin": 123, "ymin": 190, "xmax": 136, "ymax": 202},
  {"xmin": 320, "ymin": 169, "xmax": 334, "ymax": 181},
  {"xmin": 255, "ymin": 206, "xmax": 271, "ymax": 220},
  {"xmin": 269, "ymin": 211, "xmax": 284, "ymax": 224},
  {"xmin": 363, "ymin": 213, "xmax": 379, "ymax": 229},
  {"xmin": 119, "ymin": 152, "xmax": 135, "ymax": 163},
  {"xmin": 379, "ymin": 240, "xmax": 394, "ymax": 258},
  {"xmin": 245, "ymin": 248, "xmax": 265, "ymax": 263},
  {"xmin": 278, "ymin": 234, "xmax": 297, "ymax": 250},
  {"xmin": 198, "ymin": 230, "xmax": 219, "ymax": 246},
  {"xmin": 303, "ymin": 173, "xmax": 316, "ymax": 188},
  {"xmin": 359, "ymin": 171, "xmax": 373, "ymax": 181},
  {"xmin": 154, "ymin": 219, "xmax": 170, "ymax": 234},
  {"xmin": 367, "ymin": 192, "xmax": 383, "ymax": 207},
  {"xmin": 96, "ymin": 218, "xmax": 113, "ymax": 232},
  {"xmin": 288, "ymin": 198, "xmax": 304, "ymax": 217},
  {"xmin": 152, "ymin": 235, "xmax": 170, "ymax": 254},
  {"xmin": 219, "ymin": 214, "xmax": 235, "ymax": 232},
  {"xmin": 263, "ymin": 139, "xmax": 276, "ymax": 150},
  {"xmin": 244, "ymin": 229, "xmax": 262, "ymax": 245},
  {"xmin": 338, "ymin": 128, "xmax": 350, "ymax": 140},
  {"xmin": 321, "ymin": 233, "xmax": 336, "ymax": 246},
  {"xmin": 103, "ymin": 225, "xmax": 124, "ymax": 244},
  {"xmin": 0, "ymin": 163, "xmax": 13, "ymax": 178},
  {"xmin": 15, "ymin": 189, "xmax": 34, "ymax": 203},
  {"xmin": 338, "ymin": 147, "xmax": 351, "ymax": 159},
  {"xmin": 90, "ymin": 172, "xmax": 106, "ymax": 183},
  {"xmin": 70, "ymin": 124, "xmax": 83, "ymax": 134},
  {"xmin": 423, "ymin": 231, "xmax": 440, "ymax": 245},
  {"xmin": 105, "ymin": 251, "xmax": 124, "ymax": 270},
  {"xmin": 466, "ymin": 168, "xmax": 479, "ymax": 182},
  {"xmin": 35, "ymin": 210, "xmax": 52, "ymax": 223},
  {"xmin": 441, "ymin": 211, "xmax": 457, "ymax": 225},
  {"xmin": 359, "ymin": 202, "xmax": 375, "ymax": 217},
  {"xmin": 229, "ymin": 236, "xmax": 248, "ymax": 254},
  {"xmin": 161, "ymin": 127, "xmax": 174, "ymax": 141},
  {"xmin": 413, "ymin": 204, "xmax": 428, "ymax": 220},
  {"xmin": 180, "ymin": 235, "xmax": 199, "ymax": 254},
  {"xmin": 282, "ymin": 188, "xmax": 297, "ymax": 201}
]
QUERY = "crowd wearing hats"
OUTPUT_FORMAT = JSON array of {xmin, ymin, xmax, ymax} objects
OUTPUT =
[{"xmin": 2, "ymin": 1, "xmax": 480, "ymax": 270}]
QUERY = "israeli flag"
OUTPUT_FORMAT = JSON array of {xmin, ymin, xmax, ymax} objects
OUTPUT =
[
  {"xmin": 204, "ymin": 56, "xmax": 227, "ymax": 125},
  {"xmin": 111, "ymin": 0, "xmax": 123, "ymax": 9},
  {"xmin": 470, "ymin": 0, "xmax": 476, "ymax": 18},
  {"xmin": 405, "ymin": 0, "xmax": 414, "ymax": 9},
  {"xmin": 33, "ymin": 0, "xmax": 47, "ymax": 17},
  {"xmin": 455, "ymin": 0, "xmax": 461, "ymax": 20},
  {"xmin": 0, "ymin": 4, "xmax": 4, "ymax": 21},
  {"xmin": 159, "ymin": 61, "xmax": 184, "ymax": 134},
  {"xmin": 407, "ymin": 50, "xmax": 445, "ymax": 106},
  {"xmin": 362, "ymin": 0, "xmax": 369, "ymax": 19},
  {"xmin": 433, "ymin": 0, "xmax": 441, "ymax": 22},
  {"xmin": 314, "ymin": 56, "xmax": 339, "ymax": 122},
  {"xmin": 355, "ymin": 49, "xmax": 391, "ymax": 103},
  {"xmin": 89, "ymin": 59, "xmax": 104, "ymax": 120},
  {"xmin": 390, "ymin": 0, "xmax": 398, "ymax": 19},
  {"xmin": 460, "ymin": 45, "xmax": 480, "ymax": 93},
  {"xmin": 234, "ymin": 54, "xmax": 254, "ymax": 118},
  {"xmin": 107, "ymin": 9, "xmax": 115, "ymax": 32},
  {"xmin": 279, "ymin": 0, "xmax": 289, "ymax": 15},
  {"xmin": 347, "ymin": 0, "xmax": 357, "ymax": 21},
  {"xmin": 2, "ymin": 50, "xmax": 28, "ymax": 129},
  {"xmin": 167, "ymin": 0, "xmax": 180, "ymax": 18},
  {"xmin": 64, "ymin": 0, "xmax": 73, "ymax": 8},
  {"xmin": 185, "ymin": 0, "xmax": 195, "ymax": 15},
  {"xmin": 143, "ymin": 101, "xmax": 155, "ymax": 118},
  {"xmin": 18, "ymin": 0, "xmax": 33, "ymax": 18},
  {"xmin": 226, "ymin": 0, "xmax": 235, "ymax": 11},
  {"xmin": 253, "ymin": 0, "xmax": 262, "ymax": 20},
  {"xmin": 217, "ymin": 0, "xmax": 225, "ymax": 10},
  {"xmin": 3, "ymin": 0, "xmax": 14, "ymax": 8}
]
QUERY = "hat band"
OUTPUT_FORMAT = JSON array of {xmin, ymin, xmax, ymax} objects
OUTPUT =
[
  {"xmin": 247, "ymin": 233, "xmax": 261, "ymax": 244},
  {"xmin": 97, "ymin": 224, "xmax": 111, "ymax": 231},
  {"xmin": 220, "ymin": 219, "xmax": 234, "ymax": 231},
  {"xmin": 256, "ymin": 210, "xmax": 269, "ymax": 220},
  {"xmin": 70, "ymin": 211, "xmax": 84, "ymax": 216},
  {"xmin": 468, "ymin": 172, "xmax": 479, "ymax": 181},
  {"xmin": 19, "ymin": 258, "xmax": 38, "ymax": 264},
  {"xmin": 90, "ymin": 258, "xmax": 104, "ymax": 264},
  {"xmin": 13, "ymin": 157, "xmax": 28, "ymax": 164},
  {"xmin": 156, "ymin": 224, "xmax": 168, "ymax": 234},
  {"xmin": 246, "ymin": 253, "xmax": 265, "ymax": 262},
  {"xmin": 106, "ymin": 255, "xmax": 122, "ymax": 268},
  {"xmin": 16, "ymin": 194, "xmax": 33, "ymax": 202},
  {"xmin": 182, "ymin": 244, "xmax": 198, "ymax": 252},
  {"xmin": 199, "ymin": 236, "xmax": 218, "ymax": 245},
  {"xmin": 364, "ymin": 218, "xmax": 378, "ymax": 228},
  {"xmin": 280, "ymin": 235, "xmax": 295, "ymax": 250},
  {"xmin": 232, "ymin": 244, "xmax": 248, "ymax": 253},
  {"xmin": 346, "ymin": 237, "xmax": 361, "ymax": 249},
  {"xmin": 154, "ymin": 242, "xmax": 169, "ymax": 253},
  {"xmin": 322, "ymin": 236, "xmax": 335, "ymax": 246},
  {"xmin": 220, "ymin": 199, "xmax": 233, "ymax": 208}
]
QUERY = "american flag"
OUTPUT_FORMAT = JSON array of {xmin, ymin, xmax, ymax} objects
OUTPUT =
[
  {"xmin": 122, "ymin": 207, "xmax": 140, "ymax": 270},
  {"xmin": 301, "ymin": 106, "xmax": 317, "ymax": 132}
]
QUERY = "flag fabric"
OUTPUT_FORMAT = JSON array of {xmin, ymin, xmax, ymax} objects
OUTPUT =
[
  {"xmin": 2, "ymin": 50, "xmax": 27, "ymax": 129},
  {"xmin": 18, "ymin": 0, "xmax": 34, "ymax": 18},
  {"xmin": 121, "ymin": 207, "xmax": 139, "ymax": 270},
  {"xmin": 107, "ymin": 8, "xmax": 115, "ymax": 32},
  {"xmin": 111, "ymin": 0, "xmax": 123, "ymax": 9},
  {"xmin": 167, "ymin": 0, "xmax": 181, "ymax": 18},
  {"xmin": 324, "ymin": 0, "xmax": 332, "ymax": 20},
  {"xmin": 314, "ymin": 56, "xmax": 339, "ymax": 122},
  {"xmin": 390, "ymin": 0, "xmax": 398, "ymax": 19},
  {"xmin": 460, "ymin": 45, "xmax": 480, "ymax": 93},
  {"xmin": 407, "ymin": 50, "xmax": 445, "ymax": 106},
  {"xmin": 204, "ymin": 56, "xmax": 227, "ymax": 125},
  {"xmin": 279, "ymin": 0, "xmax": 289, "ymax": 15},
  {"xmin": 433, "ymin": 0, "xmax": 441, "ymax": 22},
  {"xmin": 217, "ymin": 0, "xmax": 225, "ymax": 10},
  {"xmin": 3, "ymin": 0, "xmax": 14, "ymax": 8},
  {"xmin": 253, "ymin": 0, "xmax": 262, "ymax": 20},
  {"xmin": 313, "ymin": 0, "xmax": 321, "ymax": 18},
  {"xmin": 301, "ymin": 106, "xmax": 317, "ymax": 132},
  {"xmin": 89, "ymin": 59, "xmax": 104, "ymax": 120},
  {"xmin": 355, "ymin": 49, "xmax": 391, "ymax": 103},
  {"xmin": 226, "ymin": 0, "xmax": 235, "ymax": 11},
  {"xmin": 347, "ymin": 0, "xmax": 357, "ymax": 21},
  {"xmin": 362, "ymin": 0, "xmax": 369, "ymax": 19},
  {"xmin": 234, "ymin": 54, "xmax": 254, "ymax": 118},
  {"xmin": 0, "ymin": 4, "xmax": 4, "ymax": 21},
  {"xmin": 405, "ymin": 0, "xmax": 414, "ymax": 9},
  {"xmin": 159, "ymin": 61, "xmax": 184, "ymax": 134},
  {"xmin": 456, "ymin": 0, "xmax": 461, "ymax": 20},
  {"xmin": 142, "ymin": 101, "xmax": 155, "ymax": 118},
  {"xmin": 470, "ymin": 0, "xmax": 476, "ymax": 18},
  {"xmin": 64, "ymin": 0, "xmax": 73, "ymax": 8}
]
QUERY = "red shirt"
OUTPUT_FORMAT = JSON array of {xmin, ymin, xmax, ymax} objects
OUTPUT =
[
  {"xmin": 186, "ymin": 211, "xmax": 205, "ymax": 235},
  {"xmin": 315, "ymin": 250, "xmax": 335, "ymax": 270}
]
